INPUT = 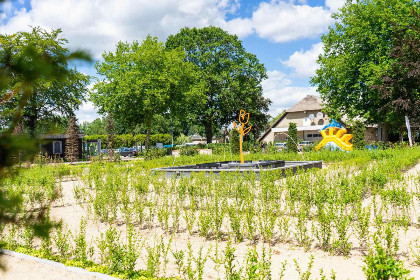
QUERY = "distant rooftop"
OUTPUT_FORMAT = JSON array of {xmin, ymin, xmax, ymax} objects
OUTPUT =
[{"xmin": 286, "ymin": 95, "xmax": 322, "ymax": 113}]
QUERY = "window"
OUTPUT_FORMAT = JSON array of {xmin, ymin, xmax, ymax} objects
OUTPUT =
[
  {"xmin": 318, "ymin": 119, "xmax": 324, "ymax": 125},
  {"xmin": 307, "ymin": 134, "xmax": 313, "ymax": 137},
  {"xmin": 53, "ymin": 141, "xmax": 62, "ymax": 154}
]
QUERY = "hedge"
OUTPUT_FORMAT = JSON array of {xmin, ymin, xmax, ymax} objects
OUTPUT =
[{"xmin": 83, "ymin": 134, "xmax": 171, "ymax": 148}]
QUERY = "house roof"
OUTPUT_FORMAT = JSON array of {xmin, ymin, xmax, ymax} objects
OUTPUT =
[
  {"xmin": 257, "ymin": 95, "xmax": 323, "ymax": 143},
  {"xmin": 257, "ymin": 111, "xmax": 287, "ymax": 142},
  {"xmin": 40, "ymin": 133, "xmax": 84, "ymax": 139},
  {"xmin": 286, "ymin": 95, "xmax": 322, "ymax": 113}
]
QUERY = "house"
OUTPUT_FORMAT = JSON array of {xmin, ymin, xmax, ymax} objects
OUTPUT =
[
  {"xmin": 258, "ymin": 95, "xmax": 378, "ymax": 143},
  {"xmin": 40, "ymin": 133, "xmax": 84, "ymax": 159}
]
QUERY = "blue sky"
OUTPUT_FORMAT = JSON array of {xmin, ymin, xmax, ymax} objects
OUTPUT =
[{"xmin": 0, "ymin": 0, "xmax": 346, "ymax": 122}]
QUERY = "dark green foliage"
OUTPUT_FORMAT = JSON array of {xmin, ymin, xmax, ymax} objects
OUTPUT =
[
  {"xmin": 92, "ymin": 35, "xmax": 201, "ymax": 149},
  {"xmin": 287, "ymin": 123, "xmax": 298, "ymax": 153},
  {"xmin": 166, "ymin": 26, "xmax": 271, "ymax": 143},
  {"xmin": 0, "ymin": 27, "xmax": 90, "ymax": 133},
  {"xmin": 352, "ymin": 121, "xmax": 367, "ymax": 149},
  {"xmin": 311, "ymin": 0, "xmax": 419, "ymax": 131},
  {"xmin": 230, "ymin": 129, "xmax": 240, "ymax": 154},
  {"xmin": 0, "ymin": 25, "xmax": 91, "ymax": 256},
  {"xmin": 83, "ymin": 134, "xmax": 171, "ymax": 148},
  {"xmin": 81, "ymin": 118, "xmax": 106, "ymax": 135}
]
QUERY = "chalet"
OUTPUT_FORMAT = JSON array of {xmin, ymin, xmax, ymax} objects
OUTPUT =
[{"xmin": 40, "ymin": 133, "xmax": 84, "ymax": 159}]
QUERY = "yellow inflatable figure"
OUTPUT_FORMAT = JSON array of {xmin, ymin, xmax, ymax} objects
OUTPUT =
[{"xmin": 315, "ymin": 119, "xmax": 353, "ymax": 151}]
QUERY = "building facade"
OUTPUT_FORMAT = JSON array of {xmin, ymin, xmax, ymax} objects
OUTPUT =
[
  {"xmin": 40, "ymin": 134, "xmax": 84, "ymax": 159},
  {"xmin": 258, "ymin": 95, "xmax": 378, "ymax": 143}
]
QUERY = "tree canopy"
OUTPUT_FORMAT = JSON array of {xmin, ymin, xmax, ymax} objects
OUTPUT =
[
  {"xmin": 311, "ymin": 0, "xmax": 419, "ymax": 138},
  {"xmin": 166, "ymin": 26, "xmax": 271, "ymax": 143},
  {"xmin": 375, "ymin": 9, "xmax": 420, "ymax": 123},
  {"xmin": 0, "ymin": 27, "xmax": 90, "ymax": 134},
  {"xmin": 92, "ymin": 36, "xmax": 203, "ymax": 148}
]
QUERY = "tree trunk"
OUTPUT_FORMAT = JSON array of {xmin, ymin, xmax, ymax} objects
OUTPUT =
[
  {"xmin": 27, "ymin": 110, "xmax": 37, "ymax": 136},
  {"xmin": 205, "ymin": 119, "xmax": 213, "ymax": 144},
  {"xmin": 381, "ymin": 122, "xmax": 390, "ymax": 142},
  {"xmin": 146, "ymin": 118, "xmax": 151, "ymax": 150},
  {"xmin": 399, "ymin": 127, "xmax": 404, "ymax": 142}
]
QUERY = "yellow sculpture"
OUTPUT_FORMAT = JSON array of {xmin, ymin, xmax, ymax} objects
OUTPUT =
[
  {"xmin": 315, "ymin": 119, "xmax": 353, "ymax": 151},
  {"xmin": 233, "ymin": 110, "xmax": 252, "ymax": 164}
]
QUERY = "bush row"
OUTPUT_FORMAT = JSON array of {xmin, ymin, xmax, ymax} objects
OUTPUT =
[{"xmin": 83, "ymin": 134, "xmax": 171, "ymax": 148}]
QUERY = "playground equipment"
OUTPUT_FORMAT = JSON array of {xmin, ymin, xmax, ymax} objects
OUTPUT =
[{"xmin": 315, "ymin": 119, "xmax": 353, "ymax": 151}]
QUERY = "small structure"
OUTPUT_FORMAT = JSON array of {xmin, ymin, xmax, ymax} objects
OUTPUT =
[
  {"xmin": 40, "ymin": 133, "xmax": 83, "ymax": 159},
  {"xmin": 315, "ymin": 120, "xmax": 353, "ymax": 151}
]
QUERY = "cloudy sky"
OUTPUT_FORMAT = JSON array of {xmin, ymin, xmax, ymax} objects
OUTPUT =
[{"xmin": 1, "ymin": 0, "xmax": 346, "ymax": 122}]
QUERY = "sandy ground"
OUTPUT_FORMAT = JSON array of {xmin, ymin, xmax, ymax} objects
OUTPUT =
[{"xmin": 2, "ymin": 159, "xmax": 420, "ymax": 280}]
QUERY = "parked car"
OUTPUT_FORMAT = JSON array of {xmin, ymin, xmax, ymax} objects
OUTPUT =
[
  {"xmin": 101, "ymin": 149, "xmax": 108, "ymax": 154},
  {"xmin": 275, "ymin": 142, "xmax": 287, "ymax": 151},
  {"xmin": 299, "ymin": 141, "xmax": 313, "ymax": 151},
  {"xmin": 117, "ymin": 147, "xmax": 137, "ymax": 157}
]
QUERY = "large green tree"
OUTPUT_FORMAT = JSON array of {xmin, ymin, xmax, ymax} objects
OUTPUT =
[
  {"xmin": 0, "ymin": 24, "xmax": 91, "ymax": 265},
  {"xmin": 166, "ymin": 26, "xmax": 271, "ymax": 143},
  {"xmin": 0, "ymin": 27, "xmax": 90, "ymax": 134},
  {"xmin": 311, "ymin": 0, "xmax": 419, "ymax": 141},
  {"xmin": 375, "ymin": 10, "xmax": 420, "ymax": 124},
  {"xmin": 92, "ymin": 36, "xmax": 203, "ymax": 148}
]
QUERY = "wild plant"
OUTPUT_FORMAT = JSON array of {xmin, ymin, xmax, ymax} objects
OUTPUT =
[
  {"xmin": 314, "ymin": 204, "xmax": 334, "ymax": 251},
  {"xmin": 353, "ymin": 204, "xmax": 371, "ymax": 250},
  {"xmin": 172, "ymin": 248, "xmax": 185, "ymax": 276},
  {"xmin": 244, "ymin": 202, "xmax": 256, "ymax": 241},
  {"xmin": 228, "ymin": 203, "xmax": 243, "ymax": 242},
  {"xmin": 331, "ymin": 209, "xmax": 352, "ymax": 256},
  {"xmin": 409, "ymin": 238, "xmax": 420, "ymax": 266},
  {"xmin": 244, "ymin": 247, "xmax": 259, "ymax": 279},
  {"xmin": 295, "ymin": 207, "xmax": 312, "ymax": 251},
  {"xmin": 363, "ymin": 233, "xmax": 411, "ymax": 280},
  {"xmin": 278, "ymin": 215, "xmax": 291, "ymax": 242},
  {"xmin": 195, "ymin": 245, "xmax": 210, "ymax": 280},
  {"xmin": 259, "ymin": 246, "xmax": 272, "ymax": 279},
  {"xmin": 294, "ymin": 255, "xmax": 314, "ymax": 280},
  {"xmin": 211, "ymin": 195, "xmax": 225, "ymax": 239},
  {"xmin": 319, "ymin": 269, "xmax": 337, "ymax": 280},
  {"xmin": 258, "ymin": 202, "xmax": 277, "ymax": 244},
  {"xmin": 160, "ymin": 236, "xmax": 173, "ymax": 277},
  {"xmin": 184, "ymin": 196, "xmax": 197, "ymax": 235},
  {"xmin": 40, "ymin": 235, "xmax": 52, "ymax": 258},
  {"xmin": 22, "ymin": 227, "xmax": 35, "ymax": 249},
  {"xmin": 224, "ymin": 241, "xmax": 241, "ymax": 280},
  {"xmin": 171, "ymin": 198, "xmax": 181, "ymax": 233},
  {"xmin": 134, "ymin": 194, "xmax": 146, "ymax": 228},
  {"xmin": 198, "ymin": 208, "xmax": 212, "ymax": 238},
  {"xmin": 54, "ymin": 227, "xmax": 71, "ymax": 260},
  {"xmin": 157, "ymin": 194, "xmax": 170, "ymax": 231},
  {"xmin": 73, "ymin": 218, "xmax": 90, "ymax": 262},
  {"xmin": 278, "ymin": 260, "xmax": 287, "ymax": 280},
  {"xmin": 146, "ymin": 239, "xmax": 162, "ymax": 277}
]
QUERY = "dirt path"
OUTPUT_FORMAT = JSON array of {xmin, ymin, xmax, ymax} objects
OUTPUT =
[{"xmin": 0, "ymin": 251, "xmax": 118, "ymax": 280}]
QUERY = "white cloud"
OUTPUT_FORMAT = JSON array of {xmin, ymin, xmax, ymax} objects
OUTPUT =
[
  {"xmin": 222, "ymin": 17, "xmax": 254, "ymax": 38},
  {"xmin": 75, "ymin": 101, "xmax": 100, "ymax": 123},
  {"xmin": 252, "ymin": 1, "xmax": 333, "ymax": 43},
  {"xmin": 282, "ymin": 42, "xmax": 323, "ymax": 77},
  {"xmin": 262, "ymin": 70, "xmax": 318, "ymax": 117},
  {"xmin": 325, "ymin": 0, "xmax": 347, "ymax": 12},
  {"xmin": 0, "ymin": 0, "xmax": 247, "ymax": 59}
]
